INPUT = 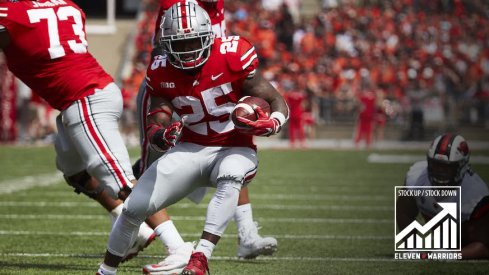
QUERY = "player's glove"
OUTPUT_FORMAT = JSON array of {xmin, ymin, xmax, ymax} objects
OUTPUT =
[
  {"xmin": 235, "ymin": 107, "xmax": 287, "ymax": 137},
  {"xmin": 149, "ymin": 120, "xmax": 184, "ymax": 152}
]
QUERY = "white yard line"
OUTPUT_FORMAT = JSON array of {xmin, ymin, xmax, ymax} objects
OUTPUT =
[
  {"xmin": 3, "ymin": 252, "xmax": 488, "ymax": 263},
  {"xmin": 0, "ymin": 253, "xmax": 396, "ymax": 262},
  {"xmin": 0, "ymin": 158, "xmax": 139, "ymax": 195},
  {"xmin": 368, "ymin": 154, "xmax": 489, "ymax": 164},
  {"xmin": 0, "ymin": 201, "xmax": 393, "ymax": 211},
  {"xmin": 6, "ymin": 191, "xmax": 393, "ymax": 201},
  {"xmin": 0, "ymin": 172, "xmax": 63, "ymax": 195},
  {"xmin": 0, "ymin": 214, "xmax": 391, "ymax": 223},
  {"xmin": 0, "ymin": 252, "xmax": 397, "ymax": 262},
  {"xmin": 0, "ymin": 230, "xmax": 391, "ymax": 240}
]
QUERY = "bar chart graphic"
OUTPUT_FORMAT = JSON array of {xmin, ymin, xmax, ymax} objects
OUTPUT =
[{"xmin": 395, "ymin": 202, "xmax": 460, "ymax": 251}]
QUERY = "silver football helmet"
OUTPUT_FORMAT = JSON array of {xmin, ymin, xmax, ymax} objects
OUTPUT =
[
  {"xmin": 160, "ymin": 1, "xmax": 214, "ymax": 70},
  {"xmin": 427, "ymin": 133, "xmax": 470, "ymax": 186}
]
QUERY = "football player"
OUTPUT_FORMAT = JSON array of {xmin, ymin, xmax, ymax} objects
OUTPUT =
[
  {"xmin": 137, "ymin": 1, "xmax": 279, "ymax": 274},
  {"xmin": 396, "ymin": 133, "xmax": 489, "ymax": 259},
  {"xmin": 0, "ymin": 0, "xmax": 171, "ymax": 262},
  {"xmin": 96, "ymin": 2, "xmax": 289, "ymax": 275}
]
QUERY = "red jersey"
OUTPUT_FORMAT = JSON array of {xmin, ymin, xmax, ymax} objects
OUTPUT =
[
  {"xmin": 358, "ymin": 91, "xmax": 376, "ymax": 120},
  {"xmin": 0, "ymin": 0, "xmax": 113, "ymax": 110},
  {"xmin": 285, "ymin": 91, "xmax": 305, "ymax": 121},
  {"xmin": 155, "ymin": 0, "xmax": 225, "ymax": 38},
  {"xmin": 146, "ymin": 36, "xmax": 258, "ymax": 149}
]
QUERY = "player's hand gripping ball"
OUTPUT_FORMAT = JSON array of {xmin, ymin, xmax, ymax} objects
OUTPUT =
[{"xmin": 231, "ymin": 96, "xmax": 271, "ymax": 129}]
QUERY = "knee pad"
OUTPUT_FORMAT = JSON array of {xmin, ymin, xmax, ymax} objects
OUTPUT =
[
  {"xmin": 64, "ymin": 170, "xmax": 104, "ymax": 200},
  {"xmin": 215, "ymin": 180, "xmax": 242, "ymax": 198}
]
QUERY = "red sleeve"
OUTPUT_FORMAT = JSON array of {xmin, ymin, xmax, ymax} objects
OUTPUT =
[
  {"xmin": 225, "ymin": 36, "xmax": 259, "ymax": 78},
  {"xmin": 0, "ymin": 2, "xmax": 13, "ymax": 29}
]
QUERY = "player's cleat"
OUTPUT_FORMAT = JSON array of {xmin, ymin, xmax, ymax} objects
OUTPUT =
[
  {"xmin": 180, "ymin": 252, "xmax": 209, "ymax": 275},
  {"xmin": 95, "ymin": 267, "xmax": 116, "ymax": 275},
  {"xmin": 142, "ymin": 242, "xmax": 194, "ymax": 275},
  {"xmin": 237, "ymin": 221, "xmax": 278, "ymax": 259},
  {"xmin": 121, "ymin": 223, "xmax": 157, "ymax": 263}
]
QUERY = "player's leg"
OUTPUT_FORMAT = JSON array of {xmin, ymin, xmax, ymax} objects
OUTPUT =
[
  {"xmin": 289, "ymin": 118, "xmax": 296, "ymax": 147},
  {"xmin": 54, "ymin": 86, "xmax": 157, "ymax": 261},
  {"xmin": 57, "ymin": 83, "xmax": 164, "ymax": 261},
  {"xmin": 60, "ymin": 83, "xmax": 135, "ymax": 198},
  {"xmin": 234, "ymin": 186, "xmax": 278, "ymax": 259},
  {"xmin": 136, "ymin": 80, "xmax": 193, "ymax": 274},
  {"xmin": 182, "ymin": 146, "xmax": 257, "ymax": 275},
  {"xmin": 100, "ymin": 143, "xmax": 203, "ymax": 275}
]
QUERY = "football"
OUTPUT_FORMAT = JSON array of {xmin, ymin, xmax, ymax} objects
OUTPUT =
[{"xmin": 231, "ymin": 96, "xmax": 271, "ymax": 128}]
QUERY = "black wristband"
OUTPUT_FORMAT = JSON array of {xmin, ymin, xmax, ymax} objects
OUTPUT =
[{"xmin": 151, "ymin": 128, "xmax": 167, "ymax": 151}]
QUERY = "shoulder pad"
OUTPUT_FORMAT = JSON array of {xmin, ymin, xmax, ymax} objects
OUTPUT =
[
  {"xmin": 405, "ymin": 161, "xmax": 427, "ymax": 187},
  {"xmin": 218, "ymin": 36, "xmax": 258, "ymax": 77}
]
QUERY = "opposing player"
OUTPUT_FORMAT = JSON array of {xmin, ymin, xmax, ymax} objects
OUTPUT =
[
  {"xmin": 97, "ymin": 2, "xmax": 289, "ymax": 275},
  {"xmin": 396, "ymin": 133, "xmax": 489, "ymax": 259},
  {"xmin": 0, "ymin": 0, "xmax": 172, "ymax": 262}
]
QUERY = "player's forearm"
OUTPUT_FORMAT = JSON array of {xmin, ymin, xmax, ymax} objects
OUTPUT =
[
  {"xmin": 269, "ymin": 96, "xmax": 289, "ymax": 118},
  {"xmin": 462, "ymin": 242, "xmax": 489, "ymax": 259},
  {"xmin": 0, "ymin": 27, "xmax": 10, "ymax": 49},
  {"xmin": 145, "ymin": 95, "xmax": 175, "ymax": 150},
  {"xmin": 242, "ymin": 72, "xmax": 289, "ymax": 118}
]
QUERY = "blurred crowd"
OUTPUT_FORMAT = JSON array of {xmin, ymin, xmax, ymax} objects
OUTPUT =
[
  {"xmin": 2, "ymin": 0, "xmax": 489, "ymax": 145},
  {"xmin": 121, "ymin": 0, "xmax": 489, "ymax": 146}
]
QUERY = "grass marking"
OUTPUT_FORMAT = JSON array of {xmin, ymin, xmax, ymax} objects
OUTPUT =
[
  {"xmin": 0, "ymin": 230, "xmax": 391, "ymax": 240},
  {"xmin": 0, "ymin": 214, "xmax": 391, "ymax": 223},
  {"xmin": 0, "ymin": 172, "xmax": 63, "ymax": 194},
  {"xmin": 0, "ymin": 201, "xmax": 393, "ymax": 211}
]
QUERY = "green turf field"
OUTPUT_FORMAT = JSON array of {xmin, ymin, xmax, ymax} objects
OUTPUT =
[{"xmin": 1, "ymin": 145, "xmax": 489, "ymax": 274}]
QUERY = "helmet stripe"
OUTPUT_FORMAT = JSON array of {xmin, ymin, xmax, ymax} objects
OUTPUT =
[
  {"xmin": 180, "ymin": 2, "xmax": 188, "ymax": 30},
  {"xmin": 447, "ymin": 134, "xmax": 458, "ymax": 159},
  {"xmin": 436, "ymin": 133, "xmax": 453, "ymax": 157}
]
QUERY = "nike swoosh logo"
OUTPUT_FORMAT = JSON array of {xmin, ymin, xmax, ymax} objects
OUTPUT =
[{"xmin": 211, "ymin": 73, "xmax": 224, "ymax": 81}]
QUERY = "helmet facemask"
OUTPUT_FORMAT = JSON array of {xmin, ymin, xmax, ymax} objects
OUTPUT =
[
  {"xmin": 162, "ymin": 33, "xmax": 213, "ymax": 70},
  {"xmin": 160, "ymin": 1, "xmax": 214, "ymax": 70},
  {"xmin": 427, "ymin": 158, "xmax": 466, "ymax": 186}
]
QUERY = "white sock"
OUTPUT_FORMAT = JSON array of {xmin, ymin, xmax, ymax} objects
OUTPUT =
[
  {"xmin": 109, "ymin": 204, "xmax": 123, "ymax": 226},
  {"xmin": 138, "ymin": 222, "xmax": 155, "ymax": 241},
  {"xmin": 195, "ymin": 239, "xmax": 215, "ymax": 259},
  {"xmin": 234, "ymin": 203, "xmax": 253, "ymax": 230},
  {"xmin": 98, "ymin": 263, "xmax": 117, "ymax": 275},
  {"xmin": 154, "ymin": 220, "xmax": 185, "ymax": 252}
]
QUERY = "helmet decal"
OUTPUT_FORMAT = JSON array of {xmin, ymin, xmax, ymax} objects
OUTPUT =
[{"xmin": 458, "ymin": 141, "xmax": 469, "ymax": 156}]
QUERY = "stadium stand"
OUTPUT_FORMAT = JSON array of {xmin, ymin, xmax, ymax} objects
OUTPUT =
[{"xmin": 1, "ymin": 0, "xmax": 489, "ymax": 144}]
